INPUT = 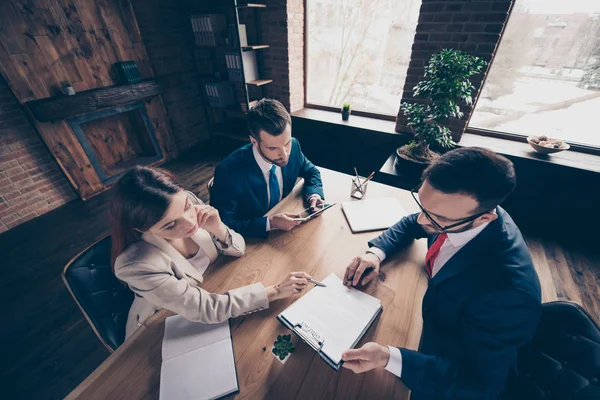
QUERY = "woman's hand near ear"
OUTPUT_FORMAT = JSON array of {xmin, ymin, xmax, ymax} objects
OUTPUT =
[{"xmin": 195, "ymin": 205, "xmax": 228, "ymax": 241}]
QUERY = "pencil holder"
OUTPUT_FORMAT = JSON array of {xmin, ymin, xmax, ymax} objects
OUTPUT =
[{"xmin": 351, "ymin": 176, "xmax": 368, "ymax": 199}]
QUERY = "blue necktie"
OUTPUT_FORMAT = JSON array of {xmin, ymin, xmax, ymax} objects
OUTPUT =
[{"xmin": 268, "ymin": 165, "xmax": 280, "ymax": 210}]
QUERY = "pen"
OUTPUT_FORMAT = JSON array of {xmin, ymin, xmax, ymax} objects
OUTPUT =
[{"xmin": 307, "ymin": 278, "xmax": 327, "ymax": 287}]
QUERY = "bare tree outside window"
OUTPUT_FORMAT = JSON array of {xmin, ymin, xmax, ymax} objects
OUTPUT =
[
  {"xmin": 306, "ymin": 0, "xmax": 422, "ymax": 116},
  {"xmin": 470, "ymin": 0, "xmax": 600, "ymax": 148}
]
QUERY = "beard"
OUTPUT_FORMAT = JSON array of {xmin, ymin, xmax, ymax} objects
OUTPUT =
[{"xmin": 258, "ymin": 144, "xmax": 288, "ymax": 167}]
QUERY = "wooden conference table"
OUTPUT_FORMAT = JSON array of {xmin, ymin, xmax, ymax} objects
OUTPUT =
[{"xmin": 67, "ymin": 168, "xmax": 429, "ymax": 400}]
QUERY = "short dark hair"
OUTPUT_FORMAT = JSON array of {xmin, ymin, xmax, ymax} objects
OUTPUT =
[
  {"xmin": 247, "ymin": 98, "xmax": 291, "ymax": 140},
  {"xmin": 422, "ymin": 147, "xmax": 516, "ymax": 212}
]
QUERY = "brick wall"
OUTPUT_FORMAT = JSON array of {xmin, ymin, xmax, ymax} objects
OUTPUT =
[
  {"xmin": 132, "ymin": 0, "xmax": 210, "ymax": 151},
  {"xmin": 0, "ymin": 76, "xmax": 77, "ymax": 234},
  {"xmin": 287, "ymin": 0, "xmax": 305, "ymax": 112},
  {"xmin": 262, "ymin": 0, "xmax": 305, "ymax": 112},
  {"xmin": 395, "ymin": 0, "xmax": 513, "ymax": 140}
]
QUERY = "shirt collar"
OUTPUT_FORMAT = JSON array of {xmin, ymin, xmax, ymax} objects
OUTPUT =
[
  {"xmin": 446, "ymin": 221, "xmax": 490, "ymax": 249},
  {"xmin": 252, "ymin": 144, "xmax": 275, "ymax": 174}
]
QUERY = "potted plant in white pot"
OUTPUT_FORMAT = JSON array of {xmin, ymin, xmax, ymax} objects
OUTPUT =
[
  {"xmin": 396, "ymin": 49, "xmax": 487, "ymax": 176},
  {"xmin": 60, "ymin": 80, "xmax": 76, "ymax": 96}
]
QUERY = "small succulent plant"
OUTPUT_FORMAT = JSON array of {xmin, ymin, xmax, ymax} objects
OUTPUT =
[
  {"xmin": 272, "ymin": 334, "xmax": 295, "ymax": 360},
  {"xmin": 342, "ymin": 102, "xmax": 351, "ymax": 112}
]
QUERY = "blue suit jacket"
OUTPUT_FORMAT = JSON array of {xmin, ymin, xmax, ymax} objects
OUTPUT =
[
  {"xmin": 369, "ymin": 207, "xmax": 542, "ymax": 400},
  {"xmin": 210, "ymin": 138, "xmax": 324, "ymax": 238}
]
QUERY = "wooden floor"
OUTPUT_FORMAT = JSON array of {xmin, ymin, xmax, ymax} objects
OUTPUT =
[{"xmin": 1, "ymin": 139, "xmax": 598, "ymax": 400}]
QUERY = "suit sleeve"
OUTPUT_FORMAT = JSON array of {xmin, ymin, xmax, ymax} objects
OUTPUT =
[
  {"xmin": 295, "ymin": 139, "xmax": 324, "ymax": 200},
  {"xmin": 398, "ymin": 290, "xmax": 541, "ymax": 399},
  {"xmin": 211, "ymin": 227, "xmax": 246, "ymax": 257},
  {"xmin": 368, "ymin": 213, "xmax": 427, "ymax": 257},
  {"xmin": 210, "ymin": 164, "xmax": 269, "ymax": 238},
  {"xmin": 116, "ymin": 262, "xmax": 270, "ymax": 324}
]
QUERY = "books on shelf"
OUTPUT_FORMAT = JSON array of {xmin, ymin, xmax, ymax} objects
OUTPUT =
[
  {"xmin": 190, "ymin": 14, "xmax": 227, "ymax": 47},
  {"xmin": 114, "ymin": 61, "xmax": 142, "ymax": 84},
  {"xmin": 225, "ymin": 51, "xmax": 258, "ymax": 83},
  {"xmin": 203, "ymin": 82, "xmax": 235, "ymax": 108}
]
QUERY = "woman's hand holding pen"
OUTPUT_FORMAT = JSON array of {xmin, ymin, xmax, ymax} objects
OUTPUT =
[{"xmin": 266, "ymin": 272, "xmax": 313, "ymax": 302}]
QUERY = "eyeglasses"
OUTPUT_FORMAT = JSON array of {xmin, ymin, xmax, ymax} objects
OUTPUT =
[{"xmin": 410, "ymin": 183, "xmax": 487, "ymax": 232}]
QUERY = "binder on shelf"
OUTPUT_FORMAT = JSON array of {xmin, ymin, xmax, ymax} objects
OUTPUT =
[
  {"xmin": 203, "ymin": 82, "xmax": 235, "ymax": 108},
  {"xmin": 277, "ymin": 273, "xmax": 382, "ymax": 371},
  {"xmin": 114, "ymin": 61, "xmax": 141, "ymax": 84},
  {"xmin": 225, "ymin": 51, "xmax": 258, "ymax": 83},
  {"xmin": 190, "ymin": 14, "xmax": 226, "ymax": 47}
]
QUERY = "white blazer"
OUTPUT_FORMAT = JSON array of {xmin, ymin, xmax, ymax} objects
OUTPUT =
[{"xmin": 114, "ymin": 192, "xmax": 269, "ymax": 339}]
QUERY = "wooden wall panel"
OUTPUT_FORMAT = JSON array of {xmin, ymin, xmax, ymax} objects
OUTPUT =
[{"xmin": 0, "ymin": 0, "xmax": 177, "ymax": 199}]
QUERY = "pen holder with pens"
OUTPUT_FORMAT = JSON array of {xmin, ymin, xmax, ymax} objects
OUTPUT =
[{"xmin": 351, "ymin": 176, "xmax": 369, "ymax": 199}]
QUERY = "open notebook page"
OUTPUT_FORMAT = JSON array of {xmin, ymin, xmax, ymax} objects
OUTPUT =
[{"xmin": 280, "ymin": 273, "xmax": 382, "ymax": 365}]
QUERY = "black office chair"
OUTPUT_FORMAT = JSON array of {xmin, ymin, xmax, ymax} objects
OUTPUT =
[
  {"xmin": 502, "ymin": 301, "xmax": 600, "ymax": 399},
  {"xmin": 62, "ymin": 236, "xmax": 134, "ymax": 352}
]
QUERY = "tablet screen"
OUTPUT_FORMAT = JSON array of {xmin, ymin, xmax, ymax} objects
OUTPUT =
[{"xmin": 295, "ymin": 203, "xmax": 336, "ymax": 221}]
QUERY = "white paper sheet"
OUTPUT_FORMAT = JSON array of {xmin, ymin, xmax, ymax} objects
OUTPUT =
[
  {"xmin": 342, "ymin": 197, "xmax": 407, "ymax": 232},
  {"xmin": 279, "ymin": 273, "xmax": 382, "ymax": 365},
  {"xmin": 160, "ymin": 315, "xmax": 238, "ymax": 400}
]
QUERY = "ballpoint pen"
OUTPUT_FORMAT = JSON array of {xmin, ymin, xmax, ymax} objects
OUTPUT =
[{"xmin": 307, "ymin": 278, "xmax": 327, "ymax": 287}]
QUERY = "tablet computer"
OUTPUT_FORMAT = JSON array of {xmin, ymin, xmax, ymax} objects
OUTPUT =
[{"xmin": 293, "ymin": 202, "xmax": 336, "ymax": 222}]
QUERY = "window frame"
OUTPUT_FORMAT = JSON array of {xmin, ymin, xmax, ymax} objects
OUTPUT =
[
  {"xmin": 464, "ymin": 2, "xmax": 600, "ymax": 156},
  {"xmin": 302, "ymin": 0, "xmax": 401, "ymax": 122},
  {"xmin": 303, "ymin": 0, "xmax": 600, "ymax": 156}
]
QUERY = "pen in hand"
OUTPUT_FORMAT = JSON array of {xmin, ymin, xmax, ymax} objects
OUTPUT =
[{"xmin": 307, "ymin": 278, "xmax": 327, "ymax": 287}]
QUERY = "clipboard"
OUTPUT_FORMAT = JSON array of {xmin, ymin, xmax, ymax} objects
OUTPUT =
[
  {"xmin": 276, "ymin": 273, "xmax": 383, "ymax": 371},
  {"xmin": 277, "ymin": 308, "xmax": 382, "ymax": 371}
]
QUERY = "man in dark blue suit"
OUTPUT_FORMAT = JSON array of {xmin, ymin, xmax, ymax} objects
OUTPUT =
[
  {"xmin": 341, "ymin": 148, "xmax": 541, "ymax": 399},
  {"xmin": 210, "ymin": 99, "xmax": 324, "ymax": 238}
]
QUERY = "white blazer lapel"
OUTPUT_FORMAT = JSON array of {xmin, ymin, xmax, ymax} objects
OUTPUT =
[{"xmin": 141, "ymin": 232, "xmax": 206, "ymax": 283}]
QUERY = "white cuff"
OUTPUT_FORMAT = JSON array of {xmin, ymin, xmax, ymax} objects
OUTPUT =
[
  {"xmin": 307, "ymin": 194, "xmax": 322, "ymax": 202},
  {"xmin": 384, "ymin": 346, "xmax": 402, "ymax": 377},
  {"xmin": 367, "ymin": 247, "xmax": 387, "ymax": 262},
  {"xmin": 266, "ymin": 217, "xmax": 271, "ymax": 232}
]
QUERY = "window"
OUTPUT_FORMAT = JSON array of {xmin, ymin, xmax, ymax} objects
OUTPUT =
[
  {"xmin": 469, "ymin": 0, "xmax": 600, "ymax": 148},
  {"xmin": 306, "ymin": 0, "xmax": 422, "ymax": 116}
]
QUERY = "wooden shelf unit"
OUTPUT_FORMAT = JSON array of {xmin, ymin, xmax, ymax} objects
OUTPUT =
[
  {"xmin": 246, "ymin": 79, "xmax": 272, "ymax": 87},
  {"xmin": 241, "ymin": 45, "xmax": 270, "ymax": 51},
  {"xmin": 237, "ymin": 3, "xmax": 267, "ymax": 8}
]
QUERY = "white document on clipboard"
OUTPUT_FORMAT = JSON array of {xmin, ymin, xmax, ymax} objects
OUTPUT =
[{"xmin": 277, "ymin": 273, "xmax": 382, "ymax": 370}]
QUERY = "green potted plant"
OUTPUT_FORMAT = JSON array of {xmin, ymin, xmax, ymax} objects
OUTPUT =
[
  {"xmin": 60, "ymin": 80, "xmax": 76, "ymax": 96},
  {"xmin": 272, "ymin": 334, "xmax": 295, "ymax": 363},
  {"xmin": 396, "ymin": 49, "xmax": 487, "ymax": 176},
  {"xmin": 341, "ymin": 102, "xmax": 351, "ymax": 121}
]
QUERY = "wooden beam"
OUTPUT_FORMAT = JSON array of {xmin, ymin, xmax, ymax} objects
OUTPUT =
[{"xmin": 25, "ymin": 80, "xmax": 163, "ymax": 122}]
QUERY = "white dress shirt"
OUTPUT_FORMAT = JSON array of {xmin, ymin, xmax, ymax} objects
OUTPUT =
[
  {"xmin": 368, "ymin": 221, "xmax": 490, "ymax": 377},
  {"xmin": 186, "ymin": 246, "xmax": 210, "ymax": 277},
  {"xmin": 252, "ymin": 144, "xmax": 321, "ymax": 231},
  {"xmin": 252, "ymin": 145, "xmax": 283, "ymax": 231}
]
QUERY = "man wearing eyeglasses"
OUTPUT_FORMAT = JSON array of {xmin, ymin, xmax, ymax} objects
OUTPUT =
[{"xmin": 341, "ymin": 147, "xmax": 541, "ymax": 400}]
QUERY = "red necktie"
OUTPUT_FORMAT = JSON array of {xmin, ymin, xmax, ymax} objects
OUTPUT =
[{"xmin": 425, "ymin": 233, "xmax": 448, "ymax": 278}]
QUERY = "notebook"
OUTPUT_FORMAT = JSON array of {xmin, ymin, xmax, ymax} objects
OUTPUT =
[
  {"xmin": 341, "ymin": 197, "xmax": 407, "ymax": 233},
  {"xmin": 277, "ymin": 273, "xmax": 382, "ymax": 370},
  {"xmin": 160, "ymin": 315, "xmax": 238, "ymax": 400}
]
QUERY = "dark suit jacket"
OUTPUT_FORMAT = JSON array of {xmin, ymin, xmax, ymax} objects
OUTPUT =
[
  {"xmin": 369, "ymin": 207, "xmax": 542, "ymax": 400},
  {"xmin": 210, "ymin": 138, "xmax": 324, "ymax": 238}
]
